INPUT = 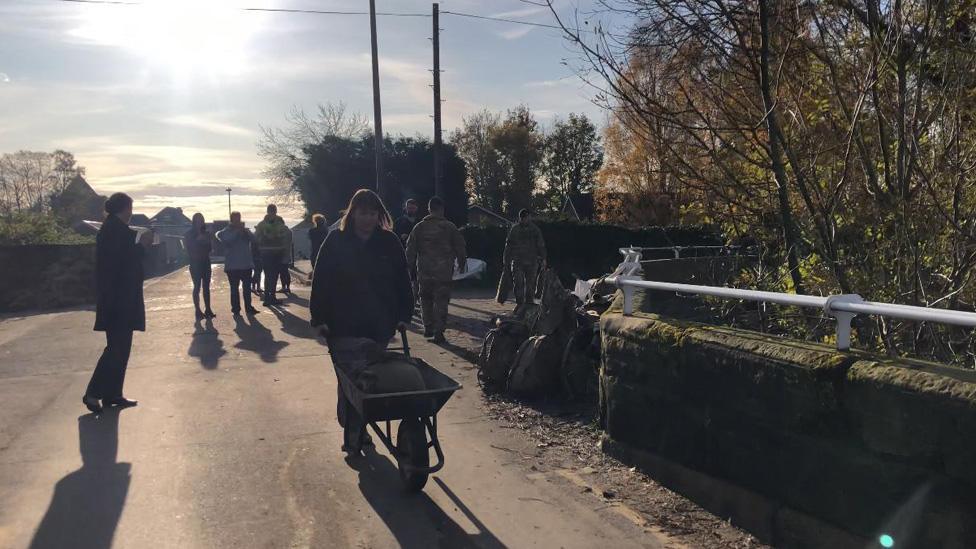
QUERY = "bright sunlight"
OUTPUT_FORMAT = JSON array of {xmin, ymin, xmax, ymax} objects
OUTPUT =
[{"xmin": 69, "ymin": 0, "xmax": 267, "ymax": 81}]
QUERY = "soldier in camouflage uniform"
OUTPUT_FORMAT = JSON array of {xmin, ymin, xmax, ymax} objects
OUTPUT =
[
  {"xmin": 503, "ymin": 209, "xmax": 547, "ymax": 305},
  {"xmin": 405, "ymin": 197, "xmax": 467, "ymax": 343}
]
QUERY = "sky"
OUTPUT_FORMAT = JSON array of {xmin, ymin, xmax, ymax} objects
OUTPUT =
[{"xmin": 0, "ymin": 0, "xmax": 610, "ymax": 225}]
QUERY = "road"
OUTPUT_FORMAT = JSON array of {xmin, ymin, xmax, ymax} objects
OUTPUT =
[{"xmin": 0, "ymin": 267, "xmax": 660, "ymax": 549}]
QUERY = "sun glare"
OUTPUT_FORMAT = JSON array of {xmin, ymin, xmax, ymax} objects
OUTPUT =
[{"xmin": 70, "ymin": 0, "xmax": 265, "ymax": 81}]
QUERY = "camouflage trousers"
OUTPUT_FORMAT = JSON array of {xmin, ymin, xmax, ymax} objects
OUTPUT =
[
  {"xmin": 419, "ymin": 278, "xmax": 453, "ymax": 335},
  {"xmin": 512, "ymin": 261, "xmax": 539, "ymax": 305}
]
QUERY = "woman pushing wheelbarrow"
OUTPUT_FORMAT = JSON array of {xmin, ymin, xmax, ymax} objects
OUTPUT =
[{"xmin": 310, "ymin": 189, "xmax": 460, "ymax": 491}]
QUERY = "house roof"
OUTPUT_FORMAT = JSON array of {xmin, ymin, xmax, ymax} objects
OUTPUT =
[
  {"xmin": 63, "ymin": 175, "xmax": 101, "ymax": 198},
  {"xmin": 150, "ymin": 206, "xmax": 192, "ymax": 226},
  {"xmin": 130, "ymin": 214, "xmax": 151, "ymax": 227},
  {"xmin": 468, "ymin": 204, "xmax": 512, "ymax": 226}
]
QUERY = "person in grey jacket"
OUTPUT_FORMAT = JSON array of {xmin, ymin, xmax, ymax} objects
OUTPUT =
[{"xmin": 216, "ymin": 211, "xmax": 259, "ymax": 316}]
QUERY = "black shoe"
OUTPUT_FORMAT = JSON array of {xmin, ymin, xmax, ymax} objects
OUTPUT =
[
  {"xmin": 424, "ymin": 329, "xmax": 433, "ymax": 339},
  {"xmin": 265, "ymin": 299, "xmax": 282, "ymax": 306},
  {"xmin": 432, "ymin": 332, "xmax": 446, "ymax": 344},
  {"xmin": 204, "ymin": 310, "xmax": 216, "ymax": 318},
  {"xmin": 105, "ymin": 397, "xmax": 138, "ymax": 408},
  {"xmin": 195, "ymin": 310, "xmax": 205, "ymax": 320},
  {"xmin": 245, "ymin": 307, "xmax": 259, "ymax": 315},
  {"xmin": 82, "ymin": 395, "xmax": 102, "ymax": 413}
]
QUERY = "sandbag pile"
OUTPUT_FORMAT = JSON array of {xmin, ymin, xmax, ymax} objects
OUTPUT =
[{"xmin": 478, "ymin": 270, "xmax": 611, "ymax": 399}]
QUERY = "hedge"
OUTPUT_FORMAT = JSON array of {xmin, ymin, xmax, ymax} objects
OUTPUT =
[{"xmin": 461, "ymin": 221, "xmax": 723, "ymax": 286}]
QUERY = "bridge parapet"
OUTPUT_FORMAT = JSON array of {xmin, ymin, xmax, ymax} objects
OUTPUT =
[{"xmin": 600, "ymin": 302, "xmax": 976, "ymax": 548}]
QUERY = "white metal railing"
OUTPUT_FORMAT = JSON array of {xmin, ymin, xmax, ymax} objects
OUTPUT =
[{"xmin": 607, "ymin": 248, "xmax": 976, "ymax": 351}]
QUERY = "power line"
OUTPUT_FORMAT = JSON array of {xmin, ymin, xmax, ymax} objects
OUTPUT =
[
  {"xmin": 440, "ymin": 10, "xmax": 564, "ymax": 31},
  {"xmin": 56, "ymin": 0, "xmax": 574, "ymax": 30},
  {"xmin": 59, "ymin": 0, "xmax": 428, "ymax": 17}
]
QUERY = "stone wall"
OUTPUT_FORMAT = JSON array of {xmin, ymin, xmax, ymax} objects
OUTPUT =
[
  {"xmin": 0, "ymin": 245, "xmax": 96, "ymax": 312},
  {"xmin": 600, "ymin": 296, "xmax": 976, "ymax": 548}
]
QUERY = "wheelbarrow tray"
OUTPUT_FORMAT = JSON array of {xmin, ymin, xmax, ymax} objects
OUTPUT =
[{"xmin": 335, "ymin": 355, "xmax": 462, "ymax": 423}]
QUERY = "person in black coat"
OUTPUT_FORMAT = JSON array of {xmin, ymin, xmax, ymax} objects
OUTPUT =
[
  {"xmin": 307, "ymin": 213, "xmax": 329, "ymax": 269},
  {"xmin": 310, "ymin": 189, "xmax": 414, "ymax": 452},
  {"xmin": 84, "ymin": 193, "xmax": 152, "ymax": 413}
]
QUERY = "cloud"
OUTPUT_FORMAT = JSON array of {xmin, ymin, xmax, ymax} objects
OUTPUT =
[
  {"xmin": 525, "ymin": 78, "xmax": 574, "ymax": 88},
  {"xmin": 0, "ymin": 72, "xmax": 9, "ymax": 83},
  {"xmin": 160, "ymin": 115, "xmax": 255, "ymax": 138},
  {"xmin": 500, "ymin": 26, "xmax": 535, "ymax": 40},
  {"xmin": 491, "ymin": 7, "xmax": 547, "ymax": 19}
]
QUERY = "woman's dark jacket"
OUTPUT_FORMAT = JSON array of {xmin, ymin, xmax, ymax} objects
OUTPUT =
[
  {"xmin": 94, "ymin": 215, "xmax": 146, "ymax": 332},
  {"xmin": 308, "ymin": 225, "xmax": 329, "ymax": 267},
  {"xmin": 310, "ymin": 228, "xmax": 414, "ymax": 343}
]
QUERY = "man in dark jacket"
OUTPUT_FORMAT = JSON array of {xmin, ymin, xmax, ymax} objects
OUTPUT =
[
  {"xmin": 84, "ymin": 193, "xmax": 151, "ymax": 413},
  {"xmin": 393, "ymin": 199, "xmax": 419, "ymax": 244}
]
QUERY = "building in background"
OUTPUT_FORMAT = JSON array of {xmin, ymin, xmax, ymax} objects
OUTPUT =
[
  {"xmin": 50, "ymin": 175, "xmax": 105, "ymax": 225},
  {"xmin": 290, "ymin": 219, "xmax": 313, "ymax": 260},
  {"xmin": 467, "ymin": 205, "xmax": 511, "ymax": 228}
]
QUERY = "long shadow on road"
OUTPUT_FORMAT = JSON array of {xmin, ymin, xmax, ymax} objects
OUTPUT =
[
  {"xmin": 347, "ymin": 450, "xmax": 507, "ymax": 548},
  {"xmin": 29, "ymin": 411, "xmax": 131, "ymax": 549},
  {"xmin": 266, "ymin": 302, "xmax": 325, "ymax": 345},
  {"xmin": 233, "ymin": 314, "xmax": 289, "ymax": 363},
  {"xmin": 188, "ymin": 318, "xmax": 226, "ymax": 370}
]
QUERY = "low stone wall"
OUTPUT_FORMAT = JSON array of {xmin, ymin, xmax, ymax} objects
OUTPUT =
[
  {"xmin": 0, "ymin": 245, "xmax": 96, "ymax": 312},
  {"xmin": 600, "ymin": 299, "xmax": 976, "ymax": 547}
]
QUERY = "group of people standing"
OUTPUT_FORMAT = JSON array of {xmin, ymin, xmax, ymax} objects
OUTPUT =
[{"xmin": 179, "ymin": 204, "xmax": 295, "ymax": 320}]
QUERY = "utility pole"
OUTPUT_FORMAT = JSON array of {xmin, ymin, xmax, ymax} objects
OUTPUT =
[
  {"xmin": 226, "ymin": 188, "xmax": 232, "ymax": 219},
  {"xmin": 432, "ymin": 3, "xmax": 443, "ymax": 200},
  {"xmin": 369, "ymin": 0, "xmax": 385, "ymax": 200}
]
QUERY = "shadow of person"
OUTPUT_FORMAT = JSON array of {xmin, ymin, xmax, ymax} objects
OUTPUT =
[
  {"xmin": 286, "ymin": 294, "xmax": 310, "ymax": 308},
  {"xmin": 29, "ymin": 411, "xmax": 131, "ymax": 549},
  {"xmin": 233, "ymin": 314, "xmax": 288, "ymax": 363},
  {"xmin": 346, "ymin": 449, "xmax": 506, "ymax": 548},
  {"xmin": 267, "ymin": 305, "xmax": 325, "ymax": 346},
  {"xmin": 188, "ymin": 318, "xmax": 226, "ymax": 370}
]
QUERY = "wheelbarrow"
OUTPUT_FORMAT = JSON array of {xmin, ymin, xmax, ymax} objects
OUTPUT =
[{"xmin": 333, "ymin": 328, "xmax": 462, "ymax": 492}]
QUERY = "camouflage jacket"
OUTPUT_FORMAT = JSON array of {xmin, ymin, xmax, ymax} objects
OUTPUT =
[
  {"xmin": 503, "ymin": 221, "xmax": 546, "ymax": 265},
  {"xmin": 405, "ymin": 213, "xmax": 467, "ymax": 281}
]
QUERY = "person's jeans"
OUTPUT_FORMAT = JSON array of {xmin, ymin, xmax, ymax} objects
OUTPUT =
[
  {"xmin": 189, "ymin": 261, "xmax": 212, "ymax": 312},
  {"xmin": 87, "ymin": 329, "xmax": 134, "ymax": 399},
  {"xmin": 225, "ymin": 269, "xmax": 253, "ymax": 313},
  {"xmin": 260, "ymin": 251, "xmax": 283, "ymax": 303},
  {"xmin": 280, "ymin": 264, "xmax": 291, "ymax": 290}
]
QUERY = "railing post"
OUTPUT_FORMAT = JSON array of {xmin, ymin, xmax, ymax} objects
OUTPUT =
[
  {"xmin": 825, "ymin": 294, "xmax": 863, "ymax": 351},
  {"xmin": 613, "ymin": 248, "xmax": 644, "ymax": 316},
  {"xmin": 618, "ymin": 276, "xmax": 641, "ymax": 316}
]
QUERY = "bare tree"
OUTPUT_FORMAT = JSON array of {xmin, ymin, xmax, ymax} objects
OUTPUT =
[{"xmin": 257, "ymin": 102, "xmax": 369, "ymax": 204}]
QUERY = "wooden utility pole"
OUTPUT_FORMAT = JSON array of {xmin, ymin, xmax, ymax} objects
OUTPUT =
[
  {"xmin": 369, "ymin": 0, "xmax": 384, "ymax": 198},
  {"xmin": 432, "ymin": 3, "xmax": 443, "ymax": 200}
]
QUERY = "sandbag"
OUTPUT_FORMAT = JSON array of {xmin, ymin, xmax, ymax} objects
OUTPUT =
[
  {"xmin": 477, "ymin": 321, "xmax": 529, "ymax": 392},
  {"xmin": 507, "ymin": 334, "xmax": 563, "ymax": 396},
  {"xmin": 358, "ymin": 355, "xmax": 426, "ymax": 394},
  {"xmin": 496, "ymin": 263, "xmax": 512, "ymax": 304}
]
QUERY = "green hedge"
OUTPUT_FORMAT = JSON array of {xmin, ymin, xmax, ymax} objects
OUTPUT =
[{"xmin": 461, "ymin": 221, "xmax": 723, "ymax": 285}]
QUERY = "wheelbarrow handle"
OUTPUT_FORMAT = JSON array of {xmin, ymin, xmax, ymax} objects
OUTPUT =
[{"xmin": 399, "ymin": 325, "xmax": 411, "ymax": 360}]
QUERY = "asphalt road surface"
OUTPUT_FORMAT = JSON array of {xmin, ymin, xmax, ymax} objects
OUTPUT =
[{"xmin": 0, "ymin": 267, "xmax": 661, "ymax": 549}]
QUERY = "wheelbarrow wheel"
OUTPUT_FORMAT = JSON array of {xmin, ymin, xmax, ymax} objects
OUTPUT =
[{"xmin": 397, "ymin": 418, "xmax": 429, "ymax": 492}]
